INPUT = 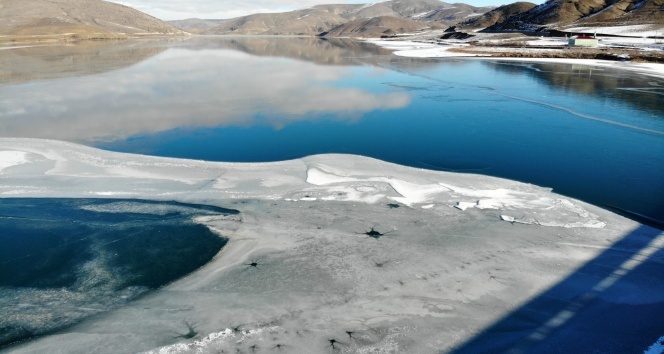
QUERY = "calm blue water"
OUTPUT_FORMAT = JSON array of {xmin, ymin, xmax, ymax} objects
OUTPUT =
[{"xmin": 0, "ymin": 37, "xmax": 662, "ymax": 222}]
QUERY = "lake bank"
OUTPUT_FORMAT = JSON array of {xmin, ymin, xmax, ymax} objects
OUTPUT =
[{"xmin": 366, "ymin": 38, "xmax": 664, "ymax": 78}]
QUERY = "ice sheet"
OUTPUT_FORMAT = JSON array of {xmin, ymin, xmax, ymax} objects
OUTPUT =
[
  {"xmin": 0, "ymin": 150, "xmax": 29, "ymax": 173},
  {"xmin": 0, "ymin": 138, "xmax": 659, "ymax": 354}
]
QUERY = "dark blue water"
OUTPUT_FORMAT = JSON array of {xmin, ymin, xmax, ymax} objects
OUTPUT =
[
  {"xmin": 0, "ymin": 198, "xmax": 235, "ymax": 347},
  {"xmin": 0, "ymin": 37, "xmax": 662, "ymax": 222}
]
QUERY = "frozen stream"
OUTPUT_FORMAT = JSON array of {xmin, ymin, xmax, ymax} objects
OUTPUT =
[{"xmin": 0, "ymin": 139, "xmax": 662, "ymax": 353}]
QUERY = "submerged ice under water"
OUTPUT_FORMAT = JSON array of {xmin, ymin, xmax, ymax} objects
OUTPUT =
[{"xmin": 0, "ymin": 199, "xmax": 235, "ymax": 347}]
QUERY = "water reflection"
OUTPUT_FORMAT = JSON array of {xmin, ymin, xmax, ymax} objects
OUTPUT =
[
  {"xmin": 0, "ymin": 39, "xmax": 410, "ymax": 141},
  {"xmin": 0, "ymin": 38, "xmax": 662, "ymax": 221},
  {"xmin": 186, "ymin": 36, "xmax": 394, "ymax": 66},
  {"xmin": 0, "ymin": 40, "xmax": 166, "ymax": 84},
  {"xmin": 484, "ymin": 61, "xmax": 664, "ymax": 119}
]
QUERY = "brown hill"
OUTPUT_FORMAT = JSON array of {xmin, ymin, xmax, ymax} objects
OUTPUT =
[
  {"xmin": 456, "ymin": 2, "xmax": 536, "ymax": 30},
  {"xmin": 316, "ymin": 0, "xmax": 454, "ymax": 21},
  {"xmin": 572, "ymin": 0, "xmax": 664, "ymax": 26},
  {"xmin": 421, "ymin": 3, "xmax": 495, "ymax": 23},
  {"xmin": 203, "ymin": 0, "xmax": 493, "ymax": 36},
  {"xmin": 0, "ymin": 0, "xmax": 183, "ymax": 40},
  {"xmin": 166, "ymin": 18, "xmax": 227, "ymax": 34},
  {"xmin": 203, "ymin": 9, "xmax": 348, "ymax": 35},
  {"xmin": 485, "ymin": 0, "xmax": 663, "ymax": 31},
  {"xmin": 324, "ymin": 16, "xmax": 445, "ymax": 37}
]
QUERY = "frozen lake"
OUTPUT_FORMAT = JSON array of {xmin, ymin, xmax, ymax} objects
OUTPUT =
[
  {"xmin": 0, "ymin": 37, "xmax": 662, "ymax": 223},
  {"xmin": 0, "ymin": 37, "xmax": 663, "ymax": 353},
  {"xmin": 0, "ymin": 198, "xmax": 233, "ymax": 346}
]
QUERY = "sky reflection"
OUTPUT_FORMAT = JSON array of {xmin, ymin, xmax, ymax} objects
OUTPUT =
[
  {"xmin": 0, "ymin": 42, "xmax": 410, "ymax": 142},
  {"xmin": 0, "ymin": 38, "xmax": 662, "ymax": 222}
]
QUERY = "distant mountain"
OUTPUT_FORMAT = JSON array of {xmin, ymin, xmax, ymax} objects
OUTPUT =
[
  {"xmin": 572, "ymin": 0, "xmax": 664, "ymax": 26},
  {"xmin": 456, "ymin": 2, "xmax": 536, "ymax": 30},
  {"xmin": 485, "ymin": 0, "xmax": 663, "ymax": 32},
  {"xmin": 203, "ymin": 9, "xmax": 348, "ymax": 35},
  {"xmin": 204, "ymin": 0, "xmax": 495, "ymax": 36},
  {"xmin": 419, "ymin": 3, "xmax": 495, "ymax": 23},
  {"xmin": 0, "ymin": 0, "xmax": 183, "ymax": 39},
  {"xmin": 167, "ymin": 18, "xmax": 227, "ymax": 34},
  {"xmin": 325, "ymin": 16, "xmax": 445, "ymax": 37}
]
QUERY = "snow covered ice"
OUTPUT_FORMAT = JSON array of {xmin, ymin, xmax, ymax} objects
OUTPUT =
[{"xmin": 0, "ymin": 138, "xmax": 661, "ymax": 353}]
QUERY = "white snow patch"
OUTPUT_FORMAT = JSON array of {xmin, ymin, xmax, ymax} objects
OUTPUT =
[
  {"xmin": 368, "ymin": 39, "xmax": 664, "ymax": 78},
  {"xmin": 411, "ymin": 11, "xmax": 431, "ymax": 19},
  {"xmin": 88, "ymin": 191, "xmax": 134, "ymax": 196},
  {"xmin": 305, "ymin": 165, "xmax": 605, "ymax": 228},
  {"xmin": 565, "ymin": 25, "xmax": 662, "ymax": 37},
  {"xmin": 142, "ymin": 328, "xmax": 235, "ymax": 354},
  {"xmin": 0, "ymin": 140, "xmax": 611, "ymax": 229},
  {"xmin": 500, "ymin": 215, "xmax": 516, "ymax": 222},
  {"xmin": 455, "ymin": 201, "xmax": 476, "ymax": 211},
  {"xmin": 0, "ymin": 150, "xmax": 29, "ymax": 173}
]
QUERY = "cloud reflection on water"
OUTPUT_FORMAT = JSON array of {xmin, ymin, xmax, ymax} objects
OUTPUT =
[{"xmin": 0, "ymin": 43, "xmax": 410, "ymax": 142}]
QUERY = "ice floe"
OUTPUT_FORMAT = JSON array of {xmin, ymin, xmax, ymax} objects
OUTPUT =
[
  {"xmin": 0, "ymin": 150, "xmax": 29, "ymax": 173},
  {"xmin": 0, "ymin": 138, "xmax": 659, "ymax": 354}
]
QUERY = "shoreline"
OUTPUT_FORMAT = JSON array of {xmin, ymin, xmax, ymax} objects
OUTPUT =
[{"xmin": 365, "ymin": 39, "xmax": 664, "ymax": 78}]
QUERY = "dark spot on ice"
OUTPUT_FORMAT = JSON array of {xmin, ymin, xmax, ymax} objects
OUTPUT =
[
  {"xmin": 250, "ymin": 344, "xmax": 258, "ymax": 352},
  {"xmin": 346, "ymin": 331, "xmax": 354, "ymax": 338},
  {"xmin": 173, "ymin": 320, "xmax": 197, "ymax": 340},
  {"xmin": 359, "ymin": 227, "xmax": 393, "ymax": 239},
  {"xmin": 244, "ymin": 260, "xmax": 260, "ymax": 270},
  {"xmin": 328, "ymin": 338, "xmax": 340, "ymax": 349},
  {"xmin": 387, "ymin": 203, "xmax": 400, "ymax": 209},
  {"xmin": 274, "ymin": 343, "xmax": 285, "ymax": 350}
]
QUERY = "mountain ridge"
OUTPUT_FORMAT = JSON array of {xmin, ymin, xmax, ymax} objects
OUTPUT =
[
  {"xmin": 0, "ymin": 0, "xmax": 183, "ymax": 41},
  {"xmin": 200, "ymin": 0, "xmax": 493, "ymax": 37},
  {"xmin": 484, "ymin": 0, "xmax": 663, "ymax": 32}
]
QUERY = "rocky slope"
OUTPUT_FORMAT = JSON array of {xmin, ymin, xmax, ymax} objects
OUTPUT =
[
  {"xmin": 166, "ymin": 18, "xmax": 227, "ymax": 34},
  {"xmin": 419, "ymin": 3, "xmax": 495, "ymax": 23},
  {"xmin": 325, "ymin": 16, "xmax": 445, "ymax": 37},
  {"xmin": 202, "ymin": 9, "xmax": 348, "ymax": 35},
  {"xmin": 572, "ymin": 0, "xmax": 664, "ymax": 26},
  {"xmin": 456, "ymin": 2, "xmax": 537, "ymax": 30},
  {"xmin": 202, "ymin": 0, "xmax": 494, "ymax": 36},
  {"xmin": 0, "ymin": 0, "xmax": 183, "ymax": 40},
  {"xmin": 484, "ymin": 0, "xmax": 664, "ymax": 32}
]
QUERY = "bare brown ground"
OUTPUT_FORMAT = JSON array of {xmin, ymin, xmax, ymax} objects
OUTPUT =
[{"xmin": 448, "ymin": 45, "xmax": 664, "ymax": 63}]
